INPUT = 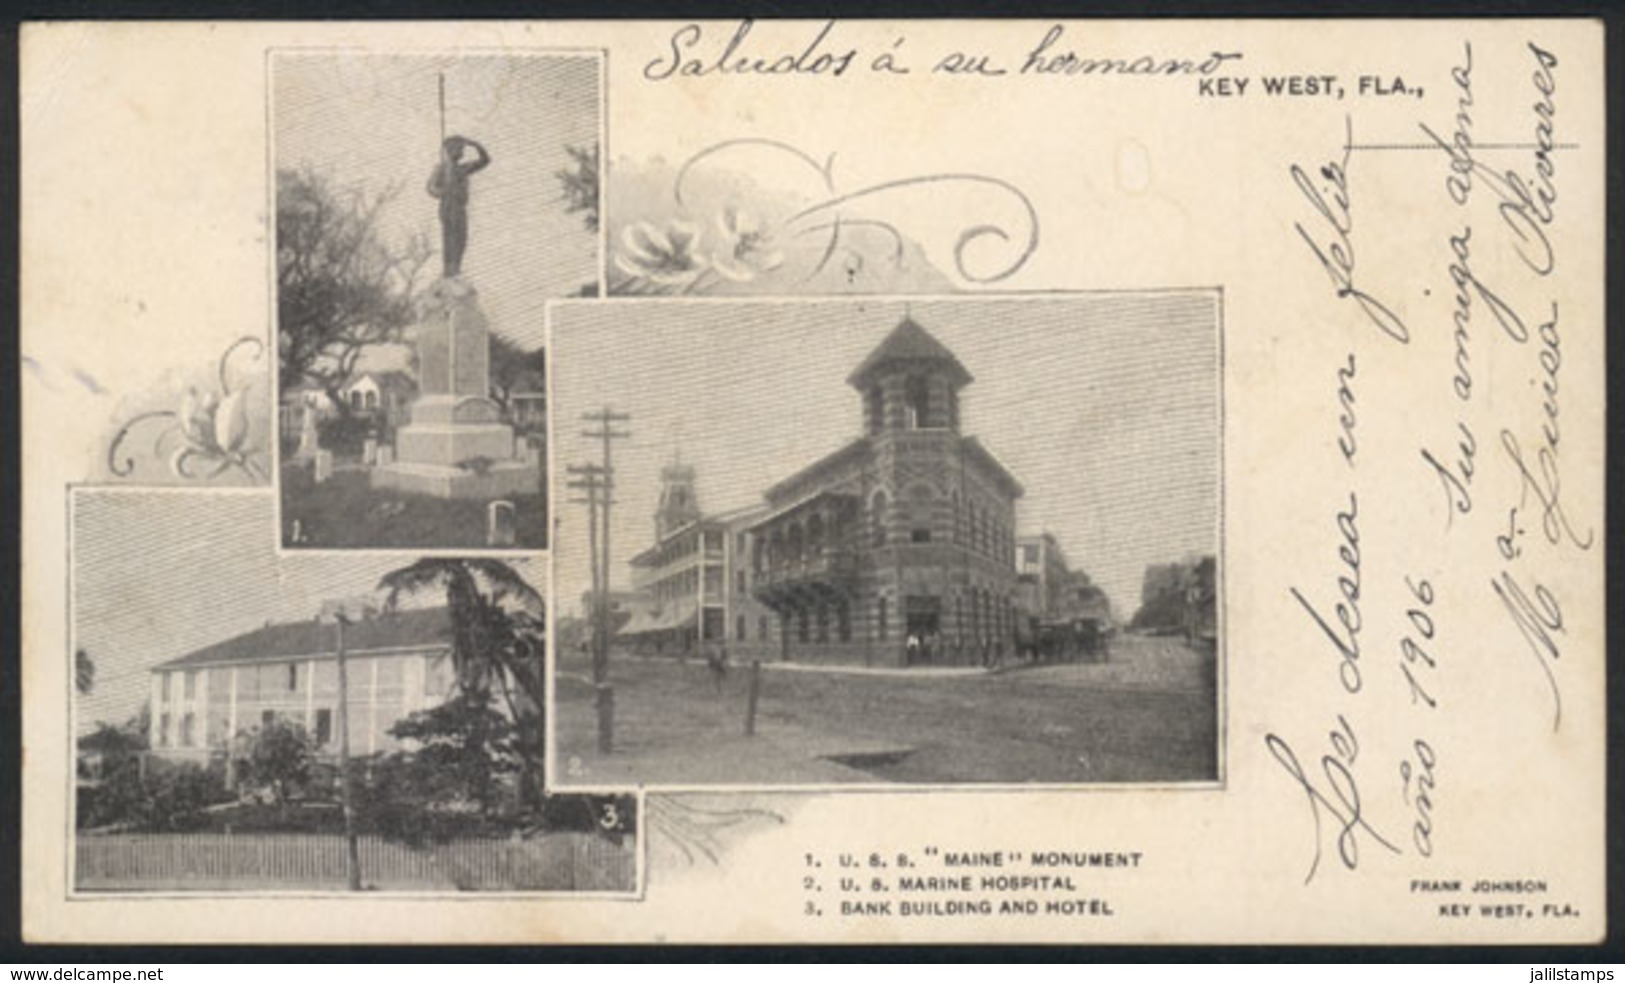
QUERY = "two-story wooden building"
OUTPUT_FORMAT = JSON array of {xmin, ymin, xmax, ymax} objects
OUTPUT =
[{"xmin": 147, "ymin": 606, "xmax": 459, "ymax": 763}]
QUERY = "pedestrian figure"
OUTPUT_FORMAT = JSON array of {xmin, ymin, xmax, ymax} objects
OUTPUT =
[
  {"xmin": 906, "ymin": 633, "xmax": 920, "ymax": 667},
  {"xmin": 706, "ymin": 643, "xmax": 729, "ymax": 694}
]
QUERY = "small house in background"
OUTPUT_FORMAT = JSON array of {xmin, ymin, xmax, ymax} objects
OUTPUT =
[
  {"xmin": 146, "ymin": 606, "xmax": 461, "ymax": 764},
  {"xmin": 339, "ymin": 370, "xmax": 417, "ymax": 430},
  {"xmin": 500, "ymin": 366, "xmax": 547, "ymax": 438},
  {"xmin": 277, "ymin": 383, "xmax": 338, "ymax": 437}
]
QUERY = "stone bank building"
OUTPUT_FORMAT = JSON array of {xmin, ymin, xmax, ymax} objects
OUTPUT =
[{"xmin": 622, "ymin": 316, "xmax": 1026, "ymax": 667}]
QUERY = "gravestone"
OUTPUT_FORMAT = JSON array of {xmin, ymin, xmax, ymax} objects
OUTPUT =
[
  {"xmin": 487, "ymin": 500, "xmax": 517, "ymax": 547},
  {"xmin": 314, "ymin": 449, "xmax": 334, "ymax": 484},
  {"xmin": 362, "ymin": 437, "xmax": 378, "ymax": 466},
  {"xmin": 296, "ymin": 403, "xmax": 320, "ymax": 460}
]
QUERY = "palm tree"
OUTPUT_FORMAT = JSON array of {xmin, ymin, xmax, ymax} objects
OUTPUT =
[{"xmin": 378, "ymin": 558, "xmax": 546, "ymax": 804}]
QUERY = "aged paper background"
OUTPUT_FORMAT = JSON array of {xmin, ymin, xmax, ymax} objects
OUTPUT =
[{"xmin": 21, "ymin": 19, "xmax": 1606, "ymax": 943}]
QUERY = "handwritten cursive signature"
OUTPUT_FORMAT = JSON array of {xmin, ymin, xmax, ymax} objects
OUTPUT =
[
  {"xmin": 1420, "ymin": 41, "xmax": 1560, "ymax": 279},
  {"xmin": 1491, "ymin": 568, "xmax": 1564, "ymax": 731}
]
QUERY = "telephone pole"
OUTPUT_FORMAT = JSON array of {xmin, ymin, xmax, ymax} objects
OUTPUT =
[
  {"xmin": 575, "ymin": 407, "xmax": 629, "ymax": 755},
  {"xmin": 581, "ymin": 407, "xmax": 631, "ymax": 619},
  {"xmin": 320, "ymin": 596, "xmax": 371, "ymax": 892},
  {"xmin": 567, "ymin": 463, "xmax": 614, "ymax": 753}
]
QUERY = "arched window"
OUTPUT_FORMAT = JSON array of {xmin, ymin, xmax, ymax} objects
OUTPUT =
[
  {"xmin": 798, "ymin": 609, "xmax": 810, "ymax": 643},
  {"xmin": 816, "ymin": 605, "xmax": 830, "ymax": 643},
  {"xmin": 908, "ymin": 484, "xmax": 934, "ymax": 544},
  {"xmin": 838, "ymin": 600, "xmax": 852, "ymax": 642},
  {"xmin": 905, "ymin": 376, "xmax": 930, "ymax": 429},
  {"xmin": 871, "ymin": 492, "xmax": 889, "ymax": 548},
  {"xmin": 364, "ymin": 390, "xmax": 378, "ymax": 410}
]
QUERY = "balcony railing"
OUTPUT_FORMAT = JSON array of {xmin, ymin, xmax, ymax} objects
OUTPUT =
[{"xmin": 754, "ymin": 548, "xmax": 859, "ymax": 595}]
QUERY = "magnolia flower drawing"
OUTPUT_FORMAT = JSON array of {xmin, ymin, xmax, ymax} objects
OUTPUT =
[
  {"xmin": 107, "ymin": 336, "xmax": 268, "ymax": 483},
  {"xmin": 608, "ymin": 138, "xmax": 1036, "ymax": 297},
  {"xmin": 614, "ymin": 209, "xmax": 787, "ymax": 295},
  {"xmin": 614, "ymin": 220, "xmax": 709, "ymax": 291},
  {"xmin": 711, "ymin": 207, "xmax": 786, "ymax": 282}
]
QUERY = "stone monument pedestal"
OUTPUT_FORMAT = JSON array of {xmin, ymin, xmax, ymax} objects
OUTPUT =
[{"xmin": 370, "ymin": 277, "xmax": 540, "ymax": 501}]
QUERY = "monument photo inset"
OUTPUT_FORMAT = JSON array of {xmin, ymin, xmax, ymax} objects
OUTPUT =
[{"xmin": 273, "ymin": 52, "xmax": 602, "ymax": 550}]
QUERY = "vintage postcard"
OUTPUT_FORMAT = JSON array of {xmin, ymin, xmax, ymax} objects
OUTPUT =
[{"xmin": 20, "ymin": 19, "xmax": 1607, "ymax": 945}]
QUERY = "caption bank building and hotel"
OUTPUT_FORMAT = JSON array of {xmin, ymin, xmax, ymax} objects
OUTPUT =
[{"xmin": 615, "ymin": 316, "xmax": 1031, "ymax": 668}]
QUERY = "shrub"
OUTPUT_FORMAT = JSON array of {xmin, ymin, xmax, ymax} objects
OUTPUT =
[
  {"xmin": 316, "ymin": 413, "xmax": 377, "ymax": 458},
  {"xmin": 356, "ymin": 695, "xmax": 520, "ymax": 846},
  {"xmin": 77, "ymin": 756, "xmax": 231, "ymax": 832},
  {"xmin": 236, "ymin": 718, "xmax": 316, "ymax": 806}
]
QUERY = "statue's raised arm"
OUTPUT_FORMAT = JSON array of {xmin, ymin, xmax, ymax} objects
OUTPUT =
[{"xmin": 459, "ymin": 137, "xmax": 491, "ymax": 176}]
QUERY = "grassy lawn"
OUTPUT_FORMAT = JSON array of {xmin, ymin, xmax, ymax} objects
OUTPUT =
[
  {"xmin": 554, "ymin": 634, "xmax": 1218, "ymax": 786},
  {"xmin": 281, "ymin": 462, "xmax": 547, "ymax": 549}
]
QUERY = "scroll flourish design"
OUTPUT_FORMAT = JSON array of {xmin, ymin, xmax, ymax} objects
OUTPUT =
[
  {"xmin": 647, "ymin": 794, "xmax": 788, "ymax": 867},
  {"xmin": 611, "ymin": 138, "xmax": 1038, "ymax": 294}
]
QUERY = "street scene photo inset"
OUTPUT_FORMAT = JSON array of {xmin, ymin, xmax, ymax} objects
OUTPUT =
[
  {"xmin": 550, "ymin": 296, "xmax": 1220, "ymax": 787},
  {"xmin": 272, "ymin": 52, "xmax": 602, "ymax": 550},
  {"xmin": 71, "ymin": 490, "xmax": 636, "ymax": 893}
]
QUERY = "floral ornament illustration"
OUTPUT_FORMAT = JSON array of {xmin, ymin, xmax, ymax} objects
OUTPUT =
[
  {"xmin": 107, "ymin": 336, "xmax": 268, "ymax": 482},
  {"xmin": 609, "ymin": 138, "xmax": 1038, "ymax": 296},
  {"xmin": 614, "ymin": 219, "xmax": 710, "ymax": 291},
  {"xmin": 711, "ymin": 206, "xmax": 786, "ymax": 282},
  {"xmin": 646, "ymin": 794, "xmax": 788, "ymax": 868}
]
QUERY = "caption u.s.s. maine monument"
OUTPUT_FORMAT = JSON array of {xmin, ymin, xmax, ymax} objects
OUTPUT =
[{"xmin": 371, "ymin": 133, "xmax": 541, "ymax": 501}]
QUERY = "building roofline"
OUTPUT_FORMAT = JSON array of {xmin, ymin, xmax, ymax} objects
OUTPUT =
[
  {"xmin": 628, "ymin": 514, "xmax": 729, "ymax": 567},
  {"xmin": 961, "ymin": 436, "xmax": 1025, "ymax": 499},
  {"xmin": 762, "ymin": 438, "xmax": 870, "ymax": 503},
  {"xmin": 153, "ymin": 641, "xmax": 447, "ymax": 672},
  {"xmin": 845, "ymin": 315, "xmax": 974, "ymax": 390}
]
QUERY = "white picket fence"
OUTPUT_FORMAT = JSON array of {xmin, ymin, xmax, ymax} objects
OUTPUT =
[{"xmin": 76, "ymin": 831, "xmax": 635, "ymax": 893}]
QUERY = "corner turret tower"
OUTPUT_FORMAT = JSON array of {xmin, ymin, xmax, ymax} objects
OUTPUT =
[{"xmin": 655, "ymin": 456, "xmax": 701, "ymax": 541}]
